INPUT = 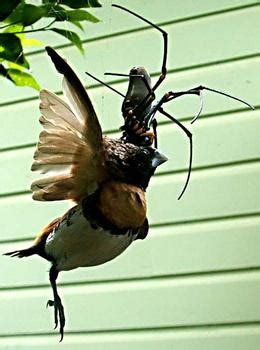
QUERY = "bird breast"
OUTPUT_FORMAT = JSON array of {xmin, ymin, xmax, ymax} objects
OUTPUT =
[{"xmin": 97, "ymin": 181, "xmax": 147, "ymax": 229}]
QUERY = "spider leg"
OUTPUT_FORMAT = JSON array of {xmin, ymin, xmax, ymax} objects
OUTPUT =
[
  {"xmin": 152, "ymin": 119, "xmax": 158, "ymax": 148},
  {"xmin": 85, "ymin": 72, "xmax": 125, "ymax": 98},
  {"xmin": 158, "ymin": 107, "xmax": 193, "ymax": 200},
  {"xmin": 112, "ymin": 4, "xmax": 168, "ymax": 92},
  {"xmin": 191, "ymin": 91, "xmax": 204, "ymax": 124},
  {"xmin": 165, "ymin": 85, "xmax": 254, "ymax": 123},
  {"xmin": 199, "ymin": 86, "xmax": 254, "ymax": 110}
]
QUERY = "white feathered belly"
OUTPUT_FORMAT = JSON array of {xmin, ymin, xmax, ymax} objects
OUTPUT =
[{"xmin": 45, "ymin": 207, "xmax": 137, "ymax": 271}]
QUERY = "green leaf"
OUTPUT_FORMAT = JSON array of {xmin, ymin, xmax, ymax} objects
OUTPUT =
[
  {"xmin": 4, "ymin": 2, "xmax": 25, "ymax": 24},
  {"xmin": 3, "ymin": 24, "xmax": 23, "ymax": 34},
  {"xmin": 0, "ymin": 0, "xmax": 21, "ymax": 21},
  {"xmin": 50, "ymin": 28, "xmax": 84, "ymax": 53},
  {"xmin": 0, "ymin": 33, "xmax": 28, "ymax": 67},
  {"xmin": 67, "ymin": 9, "xmax": 99, "ymax": 23},
  {"xmin": 42, "ymin": 0, "xmax": 59, "ymax": 4},
  {"xmin": 0, "ymin": 64, "xmax": 38, "ymax": 90},
  {"xmin": 20, "ymin": 4, "xmax": 47, "ymax": 26},
  {"xmin": 7, "ymin": 61, "xmax": 25, "ymax": 70},
  {"xmin": 8, "ymin": 69, "xmax": 41, "ymax": 90},
  {"xmin": 49, "ymin": 0, "xmax": 101, "ymax": 9},
  {"xmin": 43, "ymin": 6, "xmax": 100, "ymax": 23},
  {"xmin": 70, "ymin": 21, "xmax": 84, "ymax": 31},
  {"xmin": 21, "ymin": 37, "xmax": 44, "ymax": 47},
  {"xmin": 4, "ymin": 2, "xmax": 46, "ymax": 26},
  {"xmin": 43, "ymin": 4, "xmax": 68, "ymax": 21}
]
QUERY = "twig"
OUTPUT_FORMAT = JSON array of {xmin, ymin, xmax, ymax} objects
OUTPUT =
[{"xmin": 9, "ymin": 19, "xmax": 56, "ymax": 35}]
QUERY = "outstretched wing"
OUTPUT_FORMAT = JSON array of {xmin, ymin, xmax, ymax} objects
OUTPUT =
[{"xmin": 31, "ymin": 47, "xmax": 105, "ymax": 202}]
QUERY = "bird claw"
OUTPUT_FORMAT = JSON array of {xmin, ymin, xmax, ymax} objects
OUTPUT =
[{"xmin": 46, "ymin": 297, "xmax": 65, "ymax": 341}]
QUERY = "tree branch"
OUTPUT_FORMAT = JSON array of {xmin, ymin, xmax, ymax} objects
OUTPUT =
[
  {"xmin": 9, "ymin": 19, "xmax": 56, "ymax": 34},
  {"xmin": 0, "ymin": 21, "xmax": 21, "ymax": 30}
]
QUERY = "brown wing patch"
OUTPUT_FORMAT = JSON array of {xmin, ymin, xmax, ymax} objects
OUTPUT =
[{"xmin": 70, "ymin": 143, "xmax": 108, "ymax": 202}]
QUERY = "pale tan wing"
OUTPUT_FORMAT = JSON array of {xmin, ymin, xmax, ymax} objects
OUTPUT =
[{"xmin": 31, "ymin": 47, "xmax": 104, "ymax": 202}]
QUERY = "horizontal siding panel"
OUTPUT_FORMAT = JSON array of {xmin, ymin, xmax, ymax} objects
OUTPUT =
[
  {"xmin": 160, "ymin": 109, "xmax": 260, "ymax": 172},
  {"xmin": 0, "ymin": 271, "xmax": 259, "ymax": 335},
  {"xmin": 0, "ymin": 6, "xmax": 259, "ymax": 104},
  {"xmin": 0, "ymin": 56, "xmax": 259, "ymax": 149},
  {"xmin": 0, "ymin": 162, "xmax": 259, "ymax": 241},
  {"xmin": 1, "ymin": 325, "xmax": 260, "ymax": 349},
  {"xmin": 27, "ymin": 0, "xmax": 259, "ymax": 51},
  {"xmin": 148, "ymin": 162, "xmax": 260, "ymax": 225},
  {"xmin": 1, "ymin": 216, "xmax": 260, "ymax": 288},
  {"xmin": 0, "ymin": 196, "xmax": 69, "ymax": 241},
  {"xmin": 0, "ymin": 147, "xmax": 34, "ymax": 195},
  {"xmin": 0, "ymin": 109, "xmax": 258, "ymax": 194}
]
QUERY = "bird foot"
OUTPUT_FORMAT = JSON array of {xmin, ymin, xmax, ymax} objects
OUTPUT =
[{"xmin": 46, "ymin": 297, "xmax": 65, "ymax": 341}]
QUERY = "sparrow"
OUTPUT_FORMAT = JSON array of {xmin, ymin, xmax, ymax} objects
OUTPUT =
[{"xmin": 4, "ymin": 47, "xmax": 167, "ymax": 340}]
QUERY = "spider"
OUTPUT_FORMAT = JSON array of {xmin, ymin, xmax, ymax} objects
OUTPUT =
[{"xmin": 86, "ymin": 4, "xmax": 254, "ymax": 199}]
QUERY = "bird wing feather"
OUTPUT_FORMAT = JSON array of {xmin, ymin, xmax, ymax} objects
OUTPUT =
[{"xmin": 31, "ymin": 47, "xmax": 104, "ymax": 202}]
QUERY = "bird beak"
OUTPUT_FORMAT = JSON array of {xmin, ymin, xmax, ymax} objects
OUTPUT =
[{"xmin": 152, "ymin": 150, "xmax": 168, "ymax": 168}]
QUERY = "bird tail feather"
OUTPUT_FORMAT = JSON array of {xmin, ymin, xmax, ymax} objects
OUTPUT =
[{"xmin": 3, "ymin": 246, "xmax": 36, "ymax": 258}]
